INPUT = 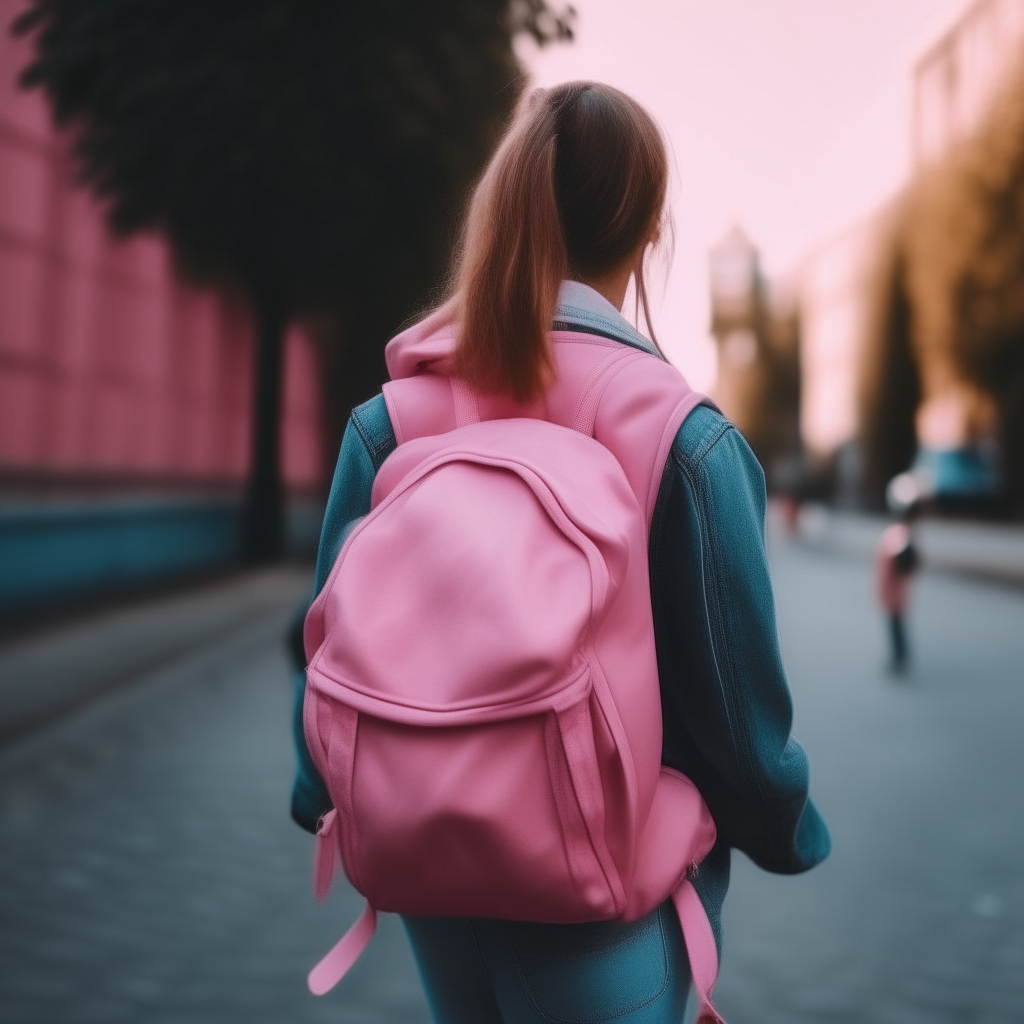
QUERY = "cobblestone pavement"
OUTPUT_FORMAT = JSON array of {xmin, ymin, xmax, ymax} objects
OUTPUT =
[
  {"xmin": 0, "ymin": 572, "xmax": 429, "ymax": 1024},
  {"xmin": 1, "ymin": 543, "xmax": 1022, "ymax": 1023}
]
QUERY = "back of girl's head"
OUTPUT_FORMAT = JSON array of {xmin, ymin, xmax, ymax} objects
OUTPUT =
[{"xmin": 452, "ymin": 82, "xmax": 668, "ymax": 401}]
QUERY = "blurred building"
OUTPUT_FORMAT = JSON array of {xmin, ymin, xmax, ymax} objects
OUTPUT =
[
  {"xmin": 796, "ymin": 210, "xmax": 894, "ymax": 502},
  {"xmin": 913, "ymin": 0, "xmax": 1024, "ymax": 168},
  {"xmin": 709, "ymin": 227, "xmax": 800, "ymax": 487},
  {"xmin": 908, "ymin": 0, "xmax": 1023, "ymax": 502},
  {"xmin": 0, "ymin": 6, "xmax": 324, "ymax": 614},
  {"xmin": 798, "ymin": 213, "xmax": 887, "ymax": 460},
  {"xmin": 796, "ymin": 0, "xmax": 1023, "ymax": 504}
]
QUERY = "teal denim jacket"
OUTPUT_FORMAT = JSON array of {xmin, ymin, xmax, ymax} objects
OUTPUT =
[{"xmin": 290, "ymin": 284, "xmax": 830, "ymax": 951}]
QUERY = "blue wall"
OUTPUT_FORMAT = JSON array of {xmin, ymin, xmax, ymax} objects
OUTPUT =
[{"xmin": 0, "ymin": 495, "xmax": 321, "ymax": 612}]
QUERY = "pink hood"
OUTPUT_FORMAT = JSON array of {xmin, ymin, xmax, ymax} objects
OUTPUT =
[{"xmin": 384, "ymin": 304, "xmax": 458, "ymax": 381}]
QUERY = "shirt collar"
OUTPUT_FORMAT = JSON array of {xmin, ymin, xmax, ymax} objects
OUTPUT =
[
  {"xmin": 557, "ymin": 280, "xmax": 624, "ymax": 320},
  {"xmin": 554, "ymin": 280, "xmax": 661, "ymax": 358}
]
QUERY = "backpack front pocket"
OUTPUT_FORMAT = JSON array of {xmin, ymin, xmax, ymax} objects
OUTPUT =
[{"xmin": 328, "ymin": 698, "xmax": 621, "ymax": 923}]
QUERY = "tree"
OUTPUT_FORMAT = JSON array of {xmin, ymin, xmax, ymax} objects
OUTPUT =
[
  {"xmin": 14, "ymin": 0, "xmax": 573, "ymax": 558},
  {"xmin": 858, "ymin": 210, "xmax": 921, "ymax": 505},
  {"xmin": 899, "ymin": 45, "xmax": 1024, "ymax": 510}
]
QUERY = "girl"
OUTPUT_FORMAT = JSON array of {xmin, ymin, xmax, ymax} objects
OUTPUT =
[{"xmin": 293, "ymin": 81, "xmax": 830, "ymax": 1024}]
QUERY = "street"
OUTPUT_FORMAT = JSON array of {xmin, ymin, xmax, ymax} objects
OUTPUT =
[
  {"xmin": 1, "ymin": 538, "xmax": 1022, "ymax": 1023},
  {"xmin": 718, "ymin": 536, "xmax": 1024, "ymax": 1024}
]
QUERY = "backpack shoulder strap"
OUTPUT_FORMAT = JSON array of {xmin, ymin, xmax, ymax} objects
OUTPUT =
[
  {"xmin": 381, "ymin": 373, "xmax": 459, "ymax": 446},
  {"xmin": 381, "ymin": 335, "xmax": 710, "ymax": 526},
  {"xmin": 562, "ymin": 339, "xmax": 708, "ymax": 525}
]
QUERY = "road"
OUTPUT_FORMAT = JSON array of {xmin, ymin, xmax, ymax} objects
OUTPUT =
[
  {"xmin": 1, "ymin": 540, "xmax": 1022, "ymax": 1023},
  {"xmin": 719, "ymin": 537, "xmax": 1024, "ymax": 1024}
]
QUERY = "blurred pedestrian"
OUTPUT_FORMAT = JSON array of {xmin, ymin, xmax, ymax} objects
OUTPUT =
[
  {"xmin": 875, "ymin": 506, "xmax": 921, "ymax": 673},
  {"xmin": 293, "ymin": 81, "xmax": 829, "ymax": 1024},
  {"xmin": 778, "ymin": 492, "xmax": 802, "ymax": 535}
]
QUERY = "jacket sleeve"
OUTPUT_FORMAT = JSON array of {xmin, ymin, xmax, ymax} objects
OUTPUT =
[
  {"xmin": 290, "ymin": 394, "xmax": 397, "ymax": 833},
  {"xmin": 650, "ymin": 405, "xmax": 830, "ymax": 874}
]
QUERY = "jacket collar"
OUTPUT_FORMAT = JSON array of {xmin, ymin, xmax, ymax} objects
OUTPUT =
[{"xmin": 554, "ymin": 281, "xmax": 662, "ymax": 359}]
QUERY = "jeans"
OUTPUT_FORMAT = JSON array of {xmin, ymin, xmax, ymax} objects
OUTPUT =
[
  {"xmin": 402, "ymin": 901, "xmax": 691, "ymax": 1024},
  {"xmin": 888, "ymin": 612, "xmax": 908, "ymax": 670}
]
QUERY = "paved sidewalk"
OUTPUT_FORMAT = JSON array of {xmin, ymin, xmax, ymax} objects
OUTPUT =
[
  {"xmin": 2, "ymin": 538, "xmax": 1022, "ymax": 1022},
  {"xmin": 794, "ymin": 504, "xmax": 1024, "ymax": 586},
  {"xmin": 0, "ymin": 566, "xmax": 313, "ymax": 744},
  {"xmin": 0, "ymin": 567, "xmax": 430, "ymax": 1024},
  {"xmin": 718, "ymin": 534, "xmax": 1024, "ymax": 1024}
]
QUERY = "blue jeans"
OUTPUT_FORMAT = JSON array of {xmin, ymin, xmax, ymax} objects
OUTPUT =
[{"xmin": 402, "ymin": 901, "xmax": 691, "ymax": 1024}]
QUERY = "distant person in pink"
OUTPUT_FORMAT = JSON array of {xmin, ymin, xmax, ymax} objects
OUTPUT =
[{"xmin": 875, "ymin": 509, "xmax": 921, "ymax": 673}]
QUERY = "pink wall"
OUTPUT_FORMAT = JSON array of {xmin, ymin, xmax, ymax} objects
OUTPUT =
[{"xmin": 0, "ymin": 1, "xmax": 323, "ymax": 492}]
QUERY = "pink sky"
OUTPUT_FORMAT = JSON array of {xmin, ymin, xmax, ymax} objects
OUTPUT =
[{"xmin": 519, "ymin": 0, "xmax": 971, "ymax": 389}]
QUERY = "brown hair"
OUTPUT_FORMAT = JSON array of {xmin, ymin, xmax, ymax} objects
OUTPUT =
[{"xmin": 452, "ymin": 82, "xmax": 669, "ymax": 401}]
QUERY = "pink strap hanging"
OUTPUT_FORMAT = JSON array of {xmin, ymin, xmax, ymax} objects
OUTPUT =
[
  {"xmin": 306, "ymin": 881, "xmax": 723, "ymax": 1017},
  {"xmin": 307, "ymin": 900, "xmax": 378, "ymax": 996},
  {"xmin": 673, "ymin": 877, "xmax": 725, "ymax": 1024}
]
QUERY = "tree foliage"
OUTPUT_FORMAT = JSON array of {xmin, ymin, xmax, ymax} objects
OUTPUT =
[
  {"xmin": 858, "ymin": 210, "xmax": 921, "ymax": 504},
  {"xmin": 898, "ymin": 45, "xmax": 1024, "ymax": 506},
  {"xmin": 14, "ymin": 0, "xmax": 573, "ymax": 554},
  {"xmin": 16, "ymin": 0, "xmax": 570, "ymax": 308}
]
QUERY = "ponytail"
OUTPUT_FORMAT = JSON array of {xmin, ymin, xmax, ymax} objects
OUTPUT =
[
  {"xmin": 453, "ymin": 83, "xmax": 668, "ymax": 402},
  {"xmin": 453, "ymin": 90, "xmax": 565, "ymax": 401}
]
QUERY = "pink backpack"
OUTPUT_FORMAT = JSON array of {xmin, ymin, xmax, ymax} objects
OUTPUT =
[{"xmin": 302, "ymin": 327, "xmax": 725, "ymax": 1024}]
